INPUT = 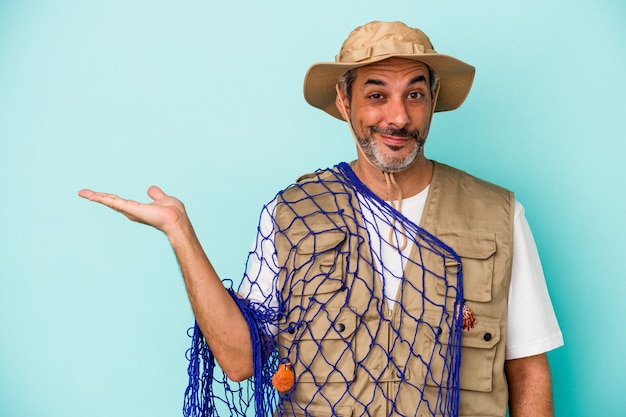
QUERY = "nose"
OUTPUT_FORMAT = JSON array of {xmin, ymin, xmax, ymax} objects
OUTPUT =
[{"xmin": 385, "ymin": 97, "xmax": 411, "ymax": 128}]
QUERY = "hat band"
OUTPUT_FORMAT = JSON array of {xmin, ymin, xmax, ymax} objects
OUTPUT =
[{"xmin": 336, "ymin": 41, "xmax": 436, "ymax": 64}]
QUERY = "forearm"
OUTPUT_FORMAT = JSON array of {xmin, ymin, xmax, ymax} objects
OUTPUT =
[
  {"xmin": 78, "ymin": 187, "xmax": 255, "ymax": 380},
  {"xmin": 168, "ymin": 220, "xmax": 254, "ymax": 382},
  {"xmin": 505, "ymin": 353, "xmax": 554, "ymax": 417}
]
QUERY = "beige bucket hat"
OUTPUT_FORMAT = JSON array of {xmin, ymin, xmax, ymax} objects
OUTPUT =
[{"xmin": 303, "ymin": 21, "xmax": 476, "ymax": 120}]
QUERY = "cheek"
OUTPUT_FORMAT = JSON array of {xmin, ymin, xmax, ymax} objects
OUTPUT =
[
  {"xmin": 409, "ymin": 106, "xmax": 432, "ymax": 126},
  {"xmin": 353, "ymin": 105, "xmax": 385, "ymax": 126}
]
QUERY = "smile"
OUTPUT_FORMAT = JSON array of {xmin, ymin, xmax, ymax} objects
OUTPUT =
[
  {"xmin": 370, "ymin": 127, "xmax": 419, "ymax": 149},
  {"xmin": 380, "ymin": 135, "xmax": 413, "ymax": 147}
]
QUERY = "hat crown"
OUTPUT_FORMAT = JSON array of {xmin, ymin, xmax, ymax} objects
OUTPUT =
[{"xmin": 337, "ymin": 21, "xmax": 436, "ymax": 64}]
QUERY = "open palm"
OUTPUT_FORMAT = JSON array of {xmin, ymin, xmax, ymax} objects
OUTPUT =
[{"xmin": 78, "ymin": 186, "xmax": 186, "ymax": 235}]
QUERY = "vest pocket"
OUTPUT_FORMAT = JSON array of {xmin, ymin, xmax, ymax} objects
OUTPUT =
[
  {"xmin": 434, "ymin": 231, "xmax": 496, "ymax": 302},
  {"xmin": 288, "ymin": 228, "xmax": 346, "ymax": 296},
  {"xmin": 282, "ymin": 307, "xmax": 357, "ymax": 384},
  {"xmin": 422, "ymin": 312, "xmax": 500, "ymax": 392}
]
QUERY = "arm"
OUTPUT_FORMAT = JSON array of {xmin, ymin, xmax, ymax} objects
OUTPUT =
[
  {"xmin": 505, "ymin": 353, "xmax": 554, "ymax": 417},
  {"xmin": 78, "ymin": 186, "xmax": 254, "ymax": 381}
]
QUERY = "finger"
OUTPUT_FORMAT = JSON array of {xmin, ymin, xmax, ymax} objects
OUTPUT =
[
  {"xmin": 147, "ymin": 185, "xmax": 166, "ymax": 201},
  {"xmin": 78, "ymin": 189, "xmax": 122, "ymax": 203},
  {"xmin": 78, "ymin": 189, "xmax": 95, "ymax": 199},
  {"xmin": 78, "ymin": 188, "xmax": 157, "ymax": 227}
]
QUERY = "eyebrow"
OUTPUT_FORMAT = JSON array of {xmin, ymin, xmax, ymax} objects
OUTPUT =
[
  {"xmin": 409, "ymin": 75, "xmax": 428, "ymax": 85},
  {"xmin": 363, "ymin": 74, "xmax": 428, "ymax": 87}
]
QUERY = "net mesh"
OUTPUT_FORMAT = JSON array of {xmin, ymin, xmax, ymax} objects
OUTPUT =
[{"xmin": 184, "ymin": 162, "xmax": 464, "ymax": 417}]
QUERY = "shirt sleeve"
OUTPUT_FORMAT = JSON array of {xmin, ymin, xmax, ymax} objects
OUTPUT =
[
  {"xmin": 238, "ymin": 198, "xmax": 280, "ymax": 309},
  {"xmin": 505, "ymin": 200, "xmax": 564, "ymax": 359}
]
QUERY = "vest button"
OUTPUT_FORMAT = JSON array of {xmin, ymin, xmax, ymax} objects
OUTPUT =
[
  {"xmin": 483, "ymin": 332, "xmax": 492, "ymax": 341},
  {"xmin": 335, "ymin": 323, "xmax": 346, "ymax": 332}
]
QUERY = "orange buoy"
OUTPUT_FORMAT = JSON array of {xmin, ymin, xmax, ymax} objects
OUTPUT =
[{"xmin": 272, "ymin": 362, "xmax": 295, "ymax": 392}]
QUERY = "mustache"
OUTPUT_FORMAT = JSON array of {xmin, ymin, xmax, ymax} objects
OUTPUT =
[{"xmin": 370, "ymin": 126, "xmax": 421, "ymax": 141}]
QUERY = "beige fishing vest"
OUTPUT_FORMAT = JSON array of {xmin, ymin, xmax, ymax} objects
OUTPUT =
[{"xmin": 273, "ymin": 161, "xmax": 514, "ymax": 417}]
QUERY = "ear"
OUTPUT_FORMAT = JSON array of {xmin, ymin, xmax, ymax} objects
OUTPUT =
[
  {"xmin": 334, "ymin": 84, "xmax": 351, "ymax": 121},
  {"xmin": 422, "ymin": 82, "xmax": 441, "ymax": 139}
]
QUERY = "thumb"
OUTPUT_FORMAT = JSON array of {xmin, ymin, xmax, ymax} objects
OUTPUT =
[{"xmin": 147, "ymin": 185, "xmax": 166, "ymax": 201}]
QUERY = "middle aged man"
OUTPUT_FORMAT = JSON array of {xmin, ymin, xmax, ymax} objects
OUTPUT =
[{"xmin": 80, "ymin": 21, "xmax": 563, "ymax": 417}]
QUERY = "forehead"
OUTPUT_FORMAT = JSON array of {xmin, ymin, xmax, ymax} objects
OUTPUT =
[{"xmin": 354, "ymin": 57, "xmax": 431, "ymax": 84}]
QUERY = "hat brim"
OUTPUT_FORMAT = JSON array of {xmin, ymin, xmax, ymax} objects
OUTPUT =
[{"xmin": 303, "ymin": 53, "xmax": 476, "ymax": 120}]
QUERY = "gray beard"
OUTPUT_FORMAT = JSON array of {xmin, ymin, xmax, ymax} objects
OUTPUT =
[{"xmin": 355, "ymin": 126, "xmax": 425, "ymax": 173}]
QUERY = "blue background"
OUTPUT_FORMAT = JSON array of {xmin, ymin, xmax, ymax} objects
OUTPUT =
[{"xmin": 1, "ymin": 1, "xmax": 624, "ymax": 416}]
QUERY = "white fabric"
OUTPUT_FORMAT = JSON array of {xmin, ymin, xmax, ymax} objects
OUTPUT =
[
  {"xmin": 239, "ymin": 189, "xmax": 563, "ymax": 361},
  {"xmin": 357, "ymin": 187, "xmax": 429, "ymax": 311},
  {"xmin": 506, "ymin": 201, "xmax": 564, "ymax": 359}
]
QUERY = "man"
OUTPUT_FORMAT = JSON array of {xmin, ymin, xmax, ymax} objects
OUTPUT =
[{"xmin": 79, "ymin": 21, "xmax": 563, "ymax": 417}]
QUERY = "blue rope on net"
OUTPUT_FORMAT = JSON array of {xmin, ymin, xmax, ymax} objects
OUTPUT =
[
  {"xmin": 184, "ymin": 162, "xmax": 464, "ymax": 417},
  {"xmin": 183, "ymin": 287, "xmax": 280, "ymax": 417}
]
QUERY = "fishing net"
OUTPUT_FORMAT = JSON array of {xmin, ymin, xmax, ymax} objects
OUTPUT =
[{"xmin": 184, "ymin": 162, "xmax": 464, "ymax": 417}]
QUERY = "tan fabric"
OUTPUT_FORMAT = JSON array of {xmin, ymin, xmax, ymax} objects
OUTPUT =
[
  {"xmin": 420, "ymin": 163, "xmax": 514, "ymax": 416},
  {"xmin": 274, "ymin": 162, "xmax": 513, "ymax": 416}
]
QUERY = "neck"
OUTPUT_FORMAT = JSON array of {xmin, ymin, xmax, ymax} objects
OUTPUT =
[{"xmin": 352, "ymin": 155, "xmax": 434, "ymax": 201}]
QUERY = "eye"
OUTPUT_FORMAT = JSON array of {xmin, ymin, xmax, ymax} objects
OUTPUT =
[
  {"xmin": 408, "ymin": 91, "xmax": 424, "ymax": 100},
  {"xmin": 368, "ymin": 93, "xmax": 384, "ymax": 100}
]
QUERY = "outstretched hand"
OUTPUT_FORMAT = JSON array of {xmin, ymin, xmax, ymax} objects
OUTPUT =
[
  {"xmin": 78, "ymin": 186, "xmax": 187, "ymax": 235},
  {"xmin": 79, "ymin": 185, "xmax": 254, "ymax": 379}
]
